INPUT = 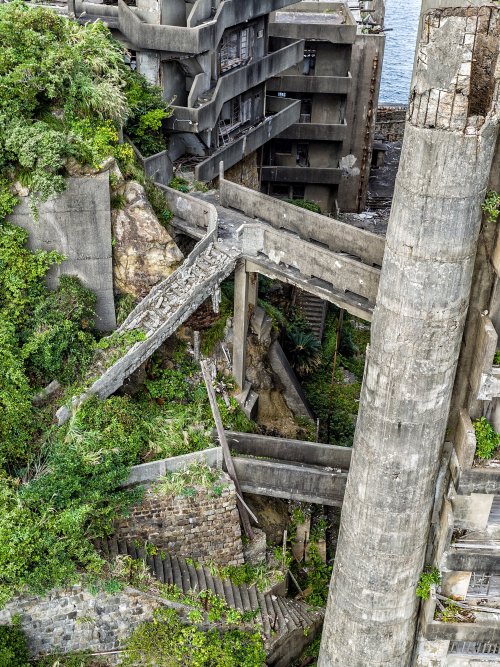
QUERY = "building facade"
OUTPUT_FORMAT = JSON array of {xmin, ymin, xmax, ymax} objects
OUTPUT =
[
  {"xmin": 68, "ymin": 0, "xmax": 384, "ymax": 212},
  {"xmin": 262, "ymin": 1, "xmax": 385, "ymax": 213}
]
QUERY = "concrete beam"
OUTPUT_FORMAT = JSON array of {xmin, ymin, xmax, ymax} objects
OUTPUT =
[{"xmin": 232, "ymin": 261, "xmax": 252, "ymax": 391}]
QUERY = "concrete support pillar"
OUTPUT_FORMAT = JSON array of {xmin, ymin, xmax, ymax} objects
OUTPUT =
[
  {"xmin": 318, "ymin": 6, "xmax": 499, "ymax": 667},
  {"xmin": 233, "ymin": 262, "xmax": 257, "ymax": 390}
]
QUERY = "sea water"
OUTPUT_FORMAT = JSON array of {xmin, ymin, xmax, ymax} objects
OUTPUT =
[{"xmin": 379, "ymin": 0, "xmax": 421, "ymax": 104}]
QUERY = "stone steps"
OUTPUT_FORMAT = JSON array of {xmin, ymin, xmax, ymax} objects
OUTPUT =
[
  {"xmin": 94, "ymin": 537, "xmax": 323, "ymax": 644},
  {"xmin": 294, "ymin": 289, "xmax": 327, "ymax": 341}
]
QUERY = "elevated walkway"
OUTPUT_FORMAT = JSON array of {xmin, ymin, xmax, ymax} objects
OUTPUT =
[
  {"xmin": 124, "ymin": 433, "xmax": 352, "ymax": 506},
  {"xmin": 57, "ymin": 178, "xmax": 382, "ymax": 422}
]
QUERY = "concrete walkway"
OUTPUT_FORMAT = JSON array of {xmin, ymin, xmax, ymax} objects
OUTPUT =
[{"xmin": 57, "ymin": 183, "xmax": 381, "ymax": 421}]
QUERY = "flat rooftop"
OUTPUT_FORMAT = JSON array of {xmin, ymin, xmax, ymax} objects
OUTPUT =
[{"xmin": 274, "ymin": 10, "xmax": 345, "ymax": 25}]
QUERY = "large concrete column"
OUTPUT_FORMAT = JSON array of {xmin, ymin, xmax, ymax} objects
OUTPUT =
[
  {"xmin": 318, "ymin": 6, "xmax": 499, "ymax": 667},
  {"xmin": 232, "ymin": 262, "xmax": 258, "ymax": 390}
]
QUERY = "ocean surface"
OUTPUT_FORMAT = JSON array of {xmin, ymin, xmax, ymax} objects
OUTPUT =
[{"xmin": 379, "ymin": 0, "xmax": 422, "ymax": 104}]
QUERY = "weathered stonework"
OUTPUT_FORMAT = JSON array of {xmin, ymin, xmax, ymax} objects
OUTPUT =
[
  {"xmin": 0, "ymin": 585, "xmax": 168, "ymax": 660},
  {"xmin": 114, "ymin": 474, "xmax": 244, "ymax": 566},
  {"xmin": 375, "ymin": 105, "xmax": 407, "ymax": 142}
]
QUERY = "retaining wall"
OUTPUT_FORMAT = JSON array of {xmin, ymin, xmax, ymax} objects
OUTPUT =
[
  {"xmin": 9, "ymin": 173, "xmax": 116, "ymax": 331},
  {"xmin": 114, "ymin": 472, "xmax": 244, "ymax": 566},
  {"xmin": 0, "ymin": 585, "xmax": 174, "ymax": 660}
]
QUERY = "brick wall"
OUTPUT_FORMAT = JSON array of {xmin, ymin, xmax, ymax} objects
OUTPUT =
[{"xmin": 114, "ymin": 472, "xmax": 244, "ymax": 566}]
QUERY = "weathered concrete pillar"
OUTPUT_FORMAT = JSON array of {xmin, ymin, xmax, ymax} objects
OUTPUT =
[
  {"xmin": 232, "ymin": 262, "xmax": 257, "ymax": 390},
  {"xmin": 318, "ymin": 6, "xmax": 499, "ymax": 667}
]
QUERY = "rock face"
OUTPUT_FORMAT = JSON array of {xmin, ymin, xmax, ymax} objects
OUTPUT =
[{"xmin": 112, "ymin": 180, "xmax": 183, "ymax": 298}]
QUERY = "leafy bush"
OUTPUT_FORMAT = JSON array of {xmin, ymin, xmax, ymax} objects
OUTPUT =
[
  {"xmin": 144, "ymin": 180, "xmax": 174, "ymax": 228},
  {"xmin": 0, "ymin": 616, "xmax": 30, "ymax": 667},
  {"xmin": 473, "ymin": 417, "xmax": 500, "ymax": 460},
  {"xmin": 285, "ymin": 198, "xmax": 322, "ymax": 214},
  {"xmin": 416, "ymin": 567, "xmax": 441, "ymax": 600},
  {"xmin": 284, "ymin": 326, "xmax": 322, "ymax": 376},
  {"xmin": 482, "ymin": 191, "xmax": 500, "ymax": 223},
  {"xmin": 122, "ymin": 607, "xmax": 266, "ymax": 667},
  {"xmin": 169, "ymin": 175, "xmax": 190, "ymax": 193},
  {"xmin": 0, "ymin": 2, "xmax": 171, "ymax": 210}
]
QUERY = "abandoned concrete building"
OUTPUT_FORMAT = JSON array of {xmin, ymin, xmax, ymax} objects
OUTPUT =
[
  {"xmin": 263, "ymin": 2, "xmax": 384, "ymax": 213},
  {"xmin": 65, "ymin": 0, "xmax": 384, "ymax": 213},
  {"xmin": 2, "ymin": 0, "xmax": 500, "ymax": 666}
]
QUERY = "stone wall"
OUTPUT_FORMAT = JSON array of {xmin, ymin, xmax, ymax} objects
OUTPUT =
[
  {"xmin": 114, "ymin": 473, "xmax": 244, "ymax": 566},
  {"xmin": 375, "ymin": 105, "xmax": 407, "ymax": 142},
  {"xmin": 0, "ymin": 585, "xmax": 171, "ymax": 660},
  {"xmin": 9, "ymin": 172, "xmax": 116, "ymax": 331}
]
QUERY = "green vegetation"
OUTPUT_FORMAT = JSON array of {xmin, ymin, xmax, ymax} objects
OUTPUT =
[
  {"xmin": 285, "ymin": 198, "xmax": 322, "ymax": 214},
  {"xmin": 473, "ymin": 416, "xmax": 500, "ymax": 460},
  {"xmin": 416, "ymin": 567, "xmax": 441, "ymax": 600},
  {"xmin": 284, "ymin": 327, "xmax": 322, "ymax": 376},
  {"xmin": 482, "ymin": 190, "xmax": 500, "ymax": 223},
  {"xmin": 0, "ymin": 616, "xmax": 30, "ymax": 666},
  {"xmin": 169, "ymin": 175, "xmax": 190, "ymax": 193},
  {"xmin": 144, "ymin": 179, "xmax": 174, "ymax": 228},
  {"xmin": 201, "ymin": 284, "xmax": 234, "ymax": 356},
  {"xmin": 122, "ymin": 607, "xmax": 266, "ymax": 667},
  {"xmin": 155, "ymin": 463, "xmax": 228, "ymax": 499},
  {"xmin": 304, "ymin": 312, "xmax": 368, "ymax": 446},
  {"xmin": 207, "ymin": 560, "xmax": 280, "ymax": 592},
  {"xmin": 0, "ymin": 1, "xmax": 170, "ymax": 217},
  {"xmin": 494, "ymin": 349, "xmax": 500, "ymax": 366}
]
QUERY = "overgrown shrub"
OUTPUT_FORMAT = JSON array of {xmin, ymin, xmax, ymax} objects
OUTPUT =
[
  {"xmin": 0, "ymin": 616, "xmax": 30, "ymax": 667},
  {"xmin": 0, "ymin": 2, "xmax": 171, "ymax": 212},
  {"xmin": 122, "ymin": 607, "xmax": 266, "ymax": 667},
  {"xmin": 416, "ymin": 567, "xmax": 441, "ymax": 600},
  {"xmin": 473, "ymin": 417, "xmax": 500, "ymax": 460},
  {"xmin": 285, "ymin": 198, "xmax": 322, "ymax": 214}
]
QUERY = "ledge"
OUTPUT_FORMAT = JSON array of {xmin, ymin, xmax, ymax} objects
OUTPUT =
[
  {"xmin": 261, "ymin": 165, "xmax": 343, "ymax": 185},
  {"xmin": 267, "ymin": 73, "xmax": 352, "ymax": 95},
  {"xmin": 117, "ymin": 0, "xmax": 298, "ymax": 54},
  {"xmin": 444, "ymin": 544, "xmax": 500, "ymax": 573},
  {"xmin": 276, "ymin": 120, "xmax": 348, "ymax": 142}
]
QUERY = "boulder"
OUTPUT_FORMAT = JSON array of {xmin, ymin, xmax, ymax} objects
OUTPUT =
[{"xmin": 112, "ymin": 180, "xmax": 183, "ymax": 298}]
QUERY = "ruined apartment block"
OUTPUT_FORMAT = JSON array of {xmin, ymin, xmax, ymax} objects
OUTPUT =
[
  {"xmin": 67, "ymin": 0, "xmax": 384, "ymax": 213},
  {"xmin": 263, "ymin": 1, "xmax": 385, "ymax": 213}
]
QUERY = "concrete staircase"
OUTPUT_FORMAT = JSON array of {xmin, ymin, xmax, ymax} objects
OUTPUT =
[
  {"xmin": 57, "ymin": 235, "xmax": 239, "ymax": 422},
  {"xmin": 293, "ymin": 289, "xmax": 327, "ymax": 341},
  {"xmin": 95, "ymin": 537, "xmax": 323, "ymax": 666}
]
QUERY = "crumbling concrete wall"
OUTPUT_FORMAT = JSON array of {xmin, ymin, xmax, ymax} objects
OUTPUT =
[{"xmin": 9, "ymin": 173, "xmax": 116, "ymax": 331}]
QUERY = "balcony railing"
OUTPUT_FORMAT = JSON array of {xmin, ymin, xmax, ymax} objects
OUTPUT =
[
  {"xmin": 278, "ymin": 120, "xmax": 348, "ymax": 142},
  {"xmin": 114, "ymin": 0, "xmax": 299, "ymax": 54},
  {"xmin": 267, "ymin": 73, "xmax": 352, "ymax": 95},
  {"xmin": 194, "ymin": 97, "xmax": 301, "ymax": 182},
  {"xmin": 261, "ymin": 165, "xmax": 343, "ymax": 185},
  {"xmin": 167, "ymin": 41, "xmax": 303, "ymax": 133}
]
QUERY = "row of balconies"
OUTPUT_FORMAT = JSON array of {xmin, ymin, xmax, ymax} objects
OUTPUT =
[
  {"xmin": 166, "ymin": 40, "xmax": 303, "ymax": 133},
  {"xmin": 72, "ymin": 0, "xmax": 297, "ymax": 54}
]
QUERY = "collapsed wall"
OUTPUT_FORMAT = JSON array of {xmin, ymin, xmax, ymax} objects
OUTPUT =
[{"xmin": 319, "ymin": 6, "xmax": 499, "ymax": 667}]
